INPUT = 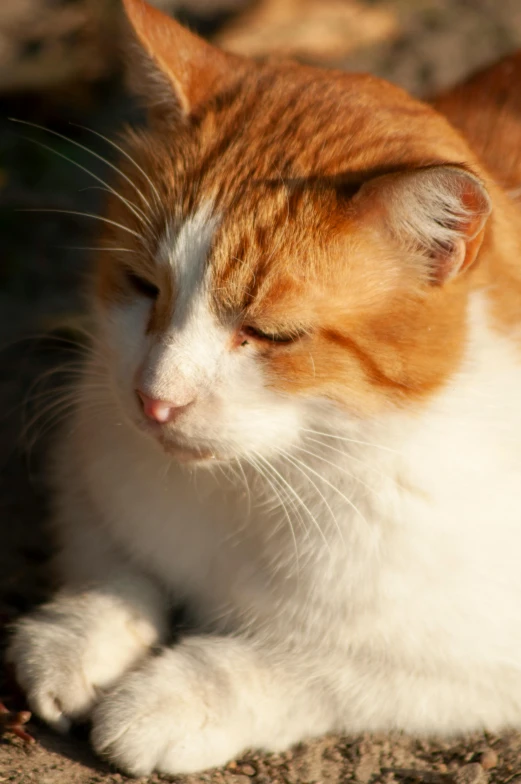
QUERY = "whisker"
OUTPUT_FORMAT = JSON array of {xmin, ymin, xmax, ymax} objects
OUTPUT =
[
  {"xmin": 23, "ymin": 382, "xmax": 111, "ymax": 423},
  {"xmin": 22, "ymin": 384, "xmax": 110, "ymax": 440},
  {"xmin": 10, "ymin": 118, "xmax": 154, "ymax": 222},
  {"xmin": 289, "ymin": 445, "xmax": 369, "ymax": 528},
  {"xmin": 278, "ymin": 448, "xmax": 342, "ymax": 547},
  {"xmin": 17, "ymin": 209, "xmax": 142, "ymax": 239},
  {"xmin": 60, "ymin": 246, "xmax": 136, "ymax": 253},
  {"xmin": 300, "ymin": 427, "xmax": 400, "ymax": 454},
  {"xmin": 71, "ymin": 123, "xmax": 163, "ymax": 207},
  {"xmin": 304, "ymin": 435, "xmax": 397, "ymax": 490},
  {"xmin": 248, "ymin": 453, "xmax": 300, "ymax": 571},
  {"xmin": 16, "ymin": 133, "xmax": 150, "ymax": 229},
  {"xmin": 22, "ymin": 395, "xmax": 110, "ymax": 457},
  {"xmin": 254, "ymin": 452, "xmax": 317, "ymax": 551},
  {"xmin": 234, "ymin": 457, "xmax": 253, "ymax": 518}
]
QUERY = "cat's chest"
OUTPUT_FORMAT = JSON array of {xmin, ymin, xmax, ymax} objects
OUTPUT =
[{"xmin": 78, "ymin": 414, "xmax": 383, "ymax": 631}]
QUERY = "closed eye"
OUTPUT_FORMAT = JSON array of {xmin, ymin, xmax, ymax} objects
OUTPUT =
[
  {"xmin": 125, "ymin": 269, "xmax": 159, "ymax": 299},
  {"xmin": 239, "ymin": 325, "xmax": 303, "ymax": 346}
]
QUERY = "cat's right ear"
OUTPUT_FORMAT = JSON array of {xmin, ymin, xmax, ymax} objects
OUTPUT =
[{"xmin": 121, "ymin": 0, "xmax": 241, "ymax": 121}]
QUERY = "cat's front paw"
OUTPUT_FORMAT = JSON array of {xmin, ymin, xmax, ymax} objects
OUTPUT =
[
  {"xmin": 91, "ymin": 647, "xmax": 249, "ymax": 776},
  {"xmin": 7, "ymin": 593, "xmax": 159, "ymax": 732}
]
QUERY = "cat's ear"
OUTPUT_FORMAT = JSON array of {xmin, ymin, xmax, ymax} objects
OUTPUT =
[
  {"xmin": 355, "ymin": 165, "xmax": 491, "ymax": 285},
  {"xmin": 121, "ymin": 0, "xmax": 240, "ymax": 118}
]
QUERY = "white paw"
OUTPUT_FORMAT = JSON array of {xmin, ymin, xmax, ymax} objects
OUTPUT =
[
  {"xmin": 7, "ymin": 593, "xmax": 159, "ymax": 732},
  {"xmin": 91, "ymin": 647, "xmax": 249, "ymax": 776}
]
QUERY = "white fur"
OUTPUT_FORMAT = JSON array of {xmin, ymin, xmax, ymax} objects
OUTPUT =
[{"xmin": 8, "ymin": 203, "xmax": 521, "ymax": 776}]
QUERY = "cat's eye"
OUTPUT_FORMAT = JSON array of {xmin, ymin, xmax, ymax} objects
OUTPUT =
[
  {"xmin": 239, "ymin": 325, "xmax": 300, "ymax": 346},
  {"xmin": 125, "ymin": 269, "xmax": 159, "ymax": 299}
]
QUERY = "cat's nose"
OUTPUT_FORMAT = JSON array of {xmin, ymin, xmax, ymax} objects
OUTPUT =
[{"xmin": 136, "ymin": 390, "xmax": 193, "ymax": 424}]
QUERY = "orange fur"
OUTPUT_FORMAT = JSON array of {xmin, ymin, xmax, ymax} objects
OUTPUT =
[
  {"xmin": 96, "ymin": 1, "xmax": 521, "ymax": 416},
  {"xmin": 433, "ymin": 52, "xmax": 521, "ymax": 336}
]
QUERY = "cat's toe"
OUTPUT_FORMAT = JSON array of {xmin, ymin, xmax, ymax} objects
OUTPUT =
[
  {"xmin": 7, "ymin": 615, "xmax": 102, "ymax": 728},
  {"xmin": 91, "ymin": 662, "xmax": 235, "ymax": 776},
  {"xmin": 7, "ymin": 597, "xmax": 156, "ymax": 730},
  {"xmin": 91, "ymin": 688, "xmax": 169, "ymax": 776}
]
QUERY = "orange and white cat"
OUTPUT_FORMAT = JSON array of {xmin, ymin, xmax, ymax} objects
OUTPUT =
[{"xmin": 8, "ymin": 0, "xmax": 521, "ymax": 776}]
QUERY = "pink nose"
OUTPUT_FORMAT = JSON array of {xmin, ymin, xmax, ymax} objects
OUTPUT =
[{"xmin": 136, "ymin": 390, "xmax": 193, "ymax": 424}]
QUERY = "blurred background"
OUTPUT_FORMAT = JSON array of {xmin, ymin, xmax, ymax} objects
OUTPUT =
[{"xmin": 1, "ymin": 0, "xmax": 521, "ymax": 773}]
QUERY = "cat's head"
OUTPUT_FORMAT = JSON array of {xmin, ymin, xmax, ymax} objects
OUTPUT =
[{"xmin": 92, "ymin": 0, "xmax": 491, "ymax": 463}]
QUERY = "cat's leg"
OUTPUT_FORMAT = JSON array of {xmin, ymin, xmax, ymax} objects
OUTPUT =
[
  {"xmin": 91, "ymin": 632, "xmax": 521, "ymax": 777},
  {"xmin": 7, "ymin": 518, "xmax": 167, "ymax": 732},
  {"xmin": 91, "ymin": 635, "xmax": 334, "ymax": 776}
]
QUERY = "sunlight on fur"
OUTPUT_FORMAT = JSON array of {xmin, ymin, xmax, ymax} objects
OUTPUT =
[{"xmin": 7, "ymin": 0, "xmax": 521, "ymax": 777}]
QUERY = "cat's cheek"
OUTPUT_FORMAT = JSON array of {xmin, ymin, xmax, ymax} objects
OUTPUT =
[{"xmin": 220, "ymin": 390, "xmax": 306, "ymax": 457}]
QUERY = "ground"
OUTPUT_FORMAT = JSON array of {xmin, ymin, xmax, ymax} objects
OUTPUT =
[{"xmin": 2, "ymin": 1, "xmax": 521, "ymax": 782}]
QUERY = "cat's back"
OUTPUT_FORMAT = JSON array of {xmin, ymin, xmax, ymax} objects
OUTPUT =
[{"xmin": 433, "ymin": 52, "xmax": 521, "ymax": 194}]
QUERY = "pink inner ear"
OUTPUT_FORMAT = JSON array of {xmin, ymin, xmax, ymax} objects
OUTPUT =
[
  {"xmin": 357, "ymin": 165, "xmax": 491, "ymax": 287},
  {"xmin": 434, "ymin": 172, "xmax": 491, "ymax": 283},
  {"xmin": 430, "ymin": 237, "xmax": 467, "ymax": 285},
  {"xmin": 458, "ymin": 177, "xmax": 492, "ymax": 238}
]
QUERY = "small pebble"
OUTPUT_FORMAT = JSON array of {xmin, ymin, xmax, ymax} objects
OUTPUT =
[
  {"xmin": 240, "ymin": 764, "xmax": 256, "ymax": 776},
  {"xmin": 454, "ymin": 763, "xmax": 488, "ymax": 784},
  {"xmin": 478, "ymin": 749, "xmax": 498, "ymax": 770}
]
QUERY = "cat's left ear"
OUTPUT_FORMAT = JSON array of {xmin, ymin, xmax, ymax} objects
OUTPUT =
[
  {"xmin": 121, "ymin": 0, "xmax": 241, "ymax": 118},
  {"xmin": 354, "ymin": 165, "xmax": 491, "ymax": 285}
]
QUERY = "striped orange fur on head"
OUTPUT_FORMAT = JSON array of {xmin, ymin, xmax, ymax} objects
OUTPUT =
[{"xmin": 96, "ymin": 0, "xmax": 493, "ymax": 418}]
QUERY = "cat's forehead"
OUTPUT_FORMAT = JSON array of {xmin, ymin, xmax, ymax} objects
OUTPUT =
[
  {"xmin": 133, "ymin": 66, "xmax": 454, "ymax": 199},
  {"xmin": 153, "ymin": 187, "xmax": 327, "ymax": 325}
]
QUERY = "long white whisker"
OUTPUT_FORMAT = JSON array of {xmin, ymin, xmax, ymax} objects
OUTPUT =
[
  {"xmin": 18, "ymin": 209, "xmax": 142, "ymax": 239},
  {"xmin": 304, "ymin": 435, "xmax": 396, "ymax": 491},
  {"xmin": 248, "ymin": 453, "xmax": 300, "ymax": 572},
  {"xmin": 10, "ymin": 118, "xmax": 154, "ymax": 222},
  {"xmin": 289, "ymin": 445, "xmax": 369, "ymax": 528},
  {"xmin": 278, "ymin": 448, "xmax": 343, "ymax": 547},
  {"xmin": 60, "ymin": 246, "xmax": 136, "ymax": 253},
  {"xmin": 264, "ymin": 451, "xmax": 331, "ymax": 550},
  {"xmin": 22, "ymin": 384, "xmax": 110, "ymax": 437},
  {"xmin": 71, "ymin": 122, "xmax": 163, "ymax": 207},
  {"xmin": 234, "ymin": 458, "xmax": 252, "ymax": 519},
  {"xmin": 17, "ymin": 134, "xmax": 151, "ymax": 229},
  {"xmin": 22, "ymin": 395, "xmax": 112, "ymax": 455},
  {"xmin": 255, "ymin": 452, "xmax": 323, "ymax": 550},
  {"xmin": 300, "ymin": 427, "xmax": 400, "ymax": 454}
]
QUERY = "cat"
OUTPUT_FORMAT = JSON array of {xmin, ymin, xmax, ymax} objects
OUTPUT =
[
  {"xmin": 433, "ymin": 51, "xmax": 521, "ymax": 195},
  {"xmin": 7, "ymin": 0, "xmax": 521, "ymax": 776}
]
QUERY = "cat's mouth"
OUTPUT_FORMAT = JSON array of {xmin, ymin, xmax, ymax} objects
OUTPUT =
[
  {"xmin": 136, "ymin": 418, "xmax": 221, "ymax": 462},
  {"xmin": 159, "ymin": 437, "xmax": 219, "ymax": 463}
]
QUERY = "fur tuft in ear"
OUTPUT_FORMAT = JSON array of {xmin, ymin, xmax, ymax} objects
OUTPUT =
[
  {"xmin": 358, "ymin": 165, "xmax": 491, "ymax": 285},
  {"xmin": 121, "ymin": 0, "xmax": 241, "ymax": 118}
]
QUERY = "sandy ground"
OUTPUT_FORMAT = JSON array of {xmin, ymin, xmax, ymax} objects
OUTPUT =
[{"xmin": 2, "ymin": 1, "xmax": 521, "ymax": 782}]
